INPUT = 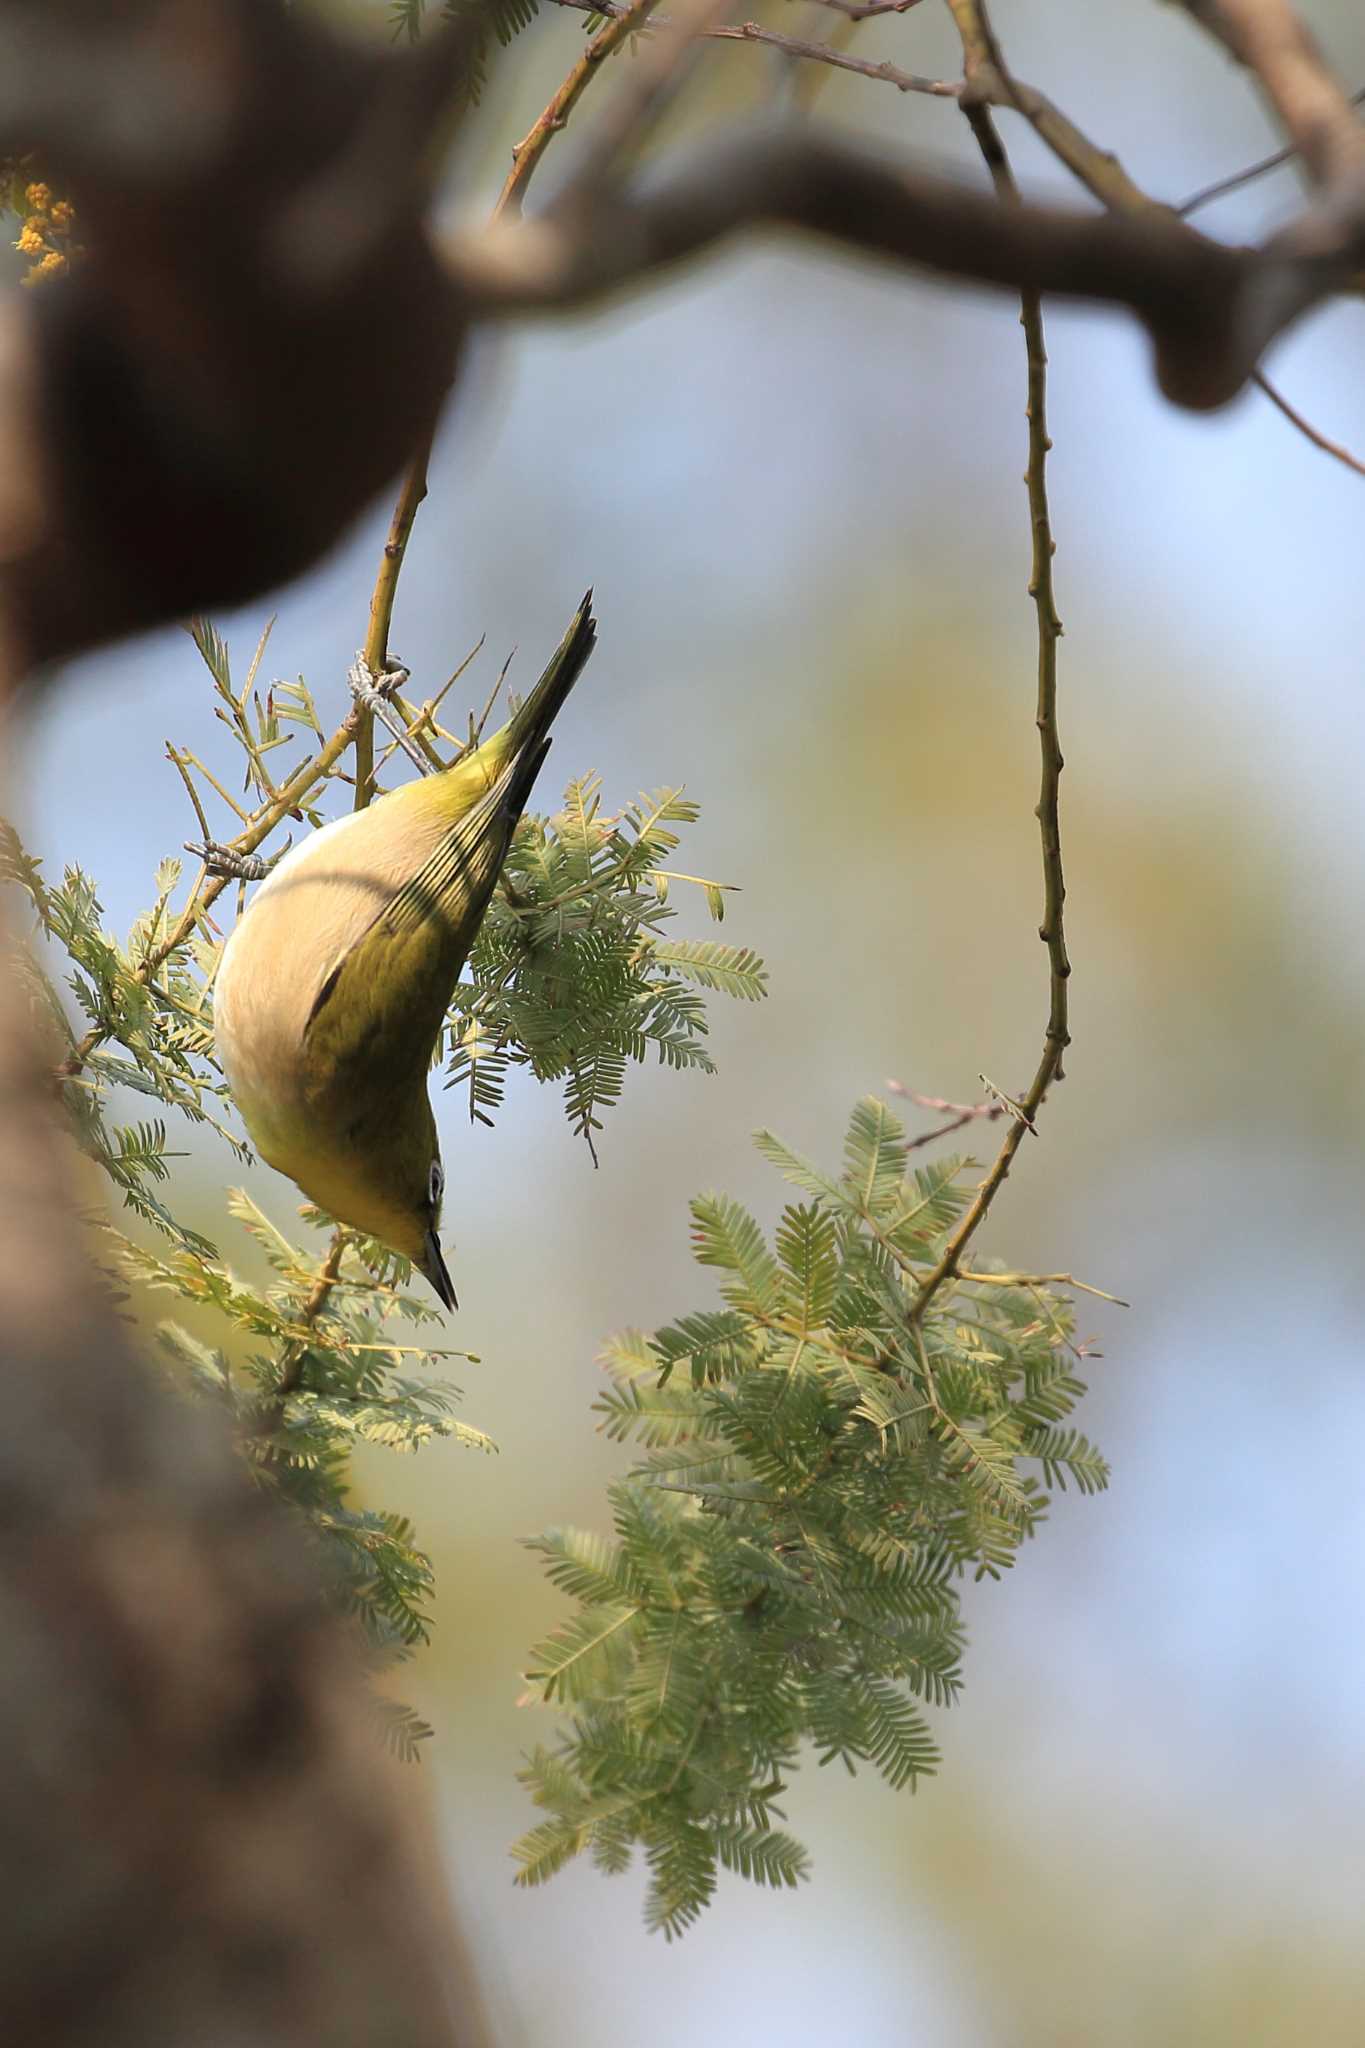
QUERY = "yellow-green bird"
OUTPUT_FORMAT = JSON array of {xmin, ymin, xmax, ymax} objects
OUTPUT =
[{"xmin": 214, "ymin": 594, "xmax": 598, "ymax": 1310}]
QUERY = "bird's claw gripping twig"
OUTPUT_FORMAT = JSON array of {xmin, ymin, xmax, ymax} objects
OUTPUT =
[
  {"xmin": 348, "ymin": 652, "xmax": 411, "ymax": 708},
  {"xmin": 185, "ymin": 838, "xmax": 291, "ymax": 882},
  {"xmin": 347, "ymin": 654, "xmax": 432, "ymax": 774}
]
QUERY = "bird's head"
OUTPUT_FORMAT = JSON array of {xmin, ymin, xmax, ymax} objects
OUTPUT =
[
  {"xmin": 294, "ymin": 1096, "xmax": 457, "ymax": 1313},
  {"xmin": 403, "ymin": 1147, "xmax": 458, "ymax": 1314}
]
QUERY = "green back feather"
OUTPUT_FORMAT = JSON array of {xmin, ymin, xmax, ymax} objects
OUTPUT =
[{"xmin": 302, "ymin": 592, "xmax": 597, "ymax": 1119}]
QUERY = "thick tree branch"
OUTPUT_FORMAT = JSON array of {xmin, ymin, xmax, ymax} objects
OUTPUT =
[
  {"xmin": 948, "ymin": 2, "xmax": 1365, "ymax": 479},
  {"xmin": 0, "ymin": 0, "xmax": 1359, "ymax": 675},
  {"xmin": 447, "ymin": 131, "xmax": 1259, "ymax": 409},
  {"xmin": 0, "ymin": 1, "xmax": 476, "ymax": 671}
]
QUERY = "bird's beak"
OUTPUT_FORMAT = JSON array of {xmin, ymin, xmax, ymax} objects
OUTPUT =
[{"xmin": 420, "ymin": 1227, "xmax": 458, "ymax": 1313}]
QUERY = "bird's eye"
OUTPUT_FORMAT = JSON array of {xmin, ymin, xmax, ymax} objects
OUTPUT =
[{"xmin": 428, "ymin": 1158, "xmax": 444, "ymax": 1207}]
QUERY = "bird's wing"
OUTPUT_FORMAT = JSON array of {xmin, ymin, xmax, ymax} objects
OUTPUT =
[{"xmin": 303, "ymin": 739, "xmax": 549, "ymax": 1088}]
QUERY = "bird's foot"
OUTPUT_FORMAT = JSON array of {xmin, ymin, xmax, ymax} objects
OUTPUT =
[
  {"xmin": 186, "ymin": 837, "xmax": 291, "ymax": 882},
  {"xmin": 347, "ymin": 653, "xmax": 411, "ymax": 710},
  {"xmin": 347, "ymin": 653, "xmax": 433, "ymax": 774}
]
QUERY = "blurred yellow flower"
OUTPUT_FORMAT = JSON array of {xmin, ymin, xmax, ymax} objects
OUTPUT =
[{"xmin": 20, "ymin": 249, "xmax": 67, "ymax": 287}]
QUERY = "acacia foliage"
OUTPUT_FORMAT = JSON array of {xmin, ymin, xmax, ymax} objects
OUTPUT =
[
  {"xmin": 0, "ymin": 606, "xmax": 1111, "ymax": 1931},
  {"xmin": 0, "ymin": 609, "xmax": 765, "ymax": 1751},
  {"xmin": 389, "ymin": 0, "xmax": 543, "ymax": 103},
  {"xmin": 515, "ymin": 1096, "xmax": 1107, "ymax": 1935},
  {"xmin": 447, "ymin": 778, "xmax": 766, "ymax": 1150}
]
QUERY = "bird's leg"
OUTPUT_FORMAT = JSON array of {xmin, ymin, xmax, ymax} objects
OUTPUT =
[
  {"xmin": 347, "ymin": 653, "xmax": 433, "ymax": 775},
  {"xmin": 185, "ymin": 837, "xmax": 293, "ymax": 882}
]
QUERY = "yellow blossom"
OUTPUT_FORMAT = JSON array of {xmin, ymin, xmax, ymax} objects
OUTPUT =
[
  {"xmin": 48, "ymin": 200, "xmax": 74, "ymax": 232},
  {"xmin": 14, "ymin": 224, "xmax": 44, "ymax": 256},
  {"xmin": 23, "ymin": 181, "xmax": 50, "ymax": 212},
  {"xmin": 20, "ymin": 248, "xmax": 67, "ymax": 288}
]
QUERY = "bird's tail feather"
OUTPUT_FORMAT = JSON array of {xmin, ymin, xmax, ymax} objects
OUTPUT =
[
  {"xmin": 495, "ymin": 732, "xmax": 554, "ymax": 841},
  {"xmin": 504, "ymin": 589, "xmax": 597, "ymax": 766}
]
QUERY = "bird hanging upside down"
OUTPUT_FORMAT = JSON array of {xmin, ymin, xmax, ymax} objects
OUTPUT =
[{"xmin": 213, "ymin": 594, "xmax": 598, "ymax": 1310}]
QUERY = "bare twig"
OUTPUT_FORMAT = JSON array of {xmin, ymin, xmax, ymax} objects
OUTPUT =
[
  {"xmin": 466, "ymin": 648, "xmax": 515, "ymax": 754},
  {"xmin": 946, "ymin": 10, "xmax": 1365, "ymax": 487},
  {"xmin": 499, "ymin": 0, "xmax": 668, "ymax": 217},
  {"xmin": 811, "ymin": 0, "xmax": 927, "ymax": 17},
  {"xmin": 439, "ymin": 0, "xmax": 1365, "ymax": 424},
  {"xmin": 891, "ymin": 1087, "xmax": 991, "ymax": 1118},
  {"xmin": 947, "ymin": 8, "xmax": 1365, "ymax": 487},
  {"xmin": 1179, "ymin": 0, "xmax": 1365, "ymax": 187},
  {"xmin": 549, "ymin": 0, "xmax": 1171, "ymax": 146},
  {"xmin": 909, "ymin": 1107, "xmax": 1005, "ymax": 1150},
  {"xmin": 561, "ymin": 0, "xmax": 736, "ymax": 192},
  {"xmin": 174, "ymin": 751, "xmax": 252, "ymax": 825},
  {"xmin": 910, "ymin": 7, "xmax": 1069, "ymax": 1328},
  {"xmin": 885, "ymin": 1080, "xmax": 1006, "ymax": 1150},
  {"xmin": 957, "ymin": 1270, "xmax": 1130, "ymax": 1307},
  {"xmin": 272, "ymin": 1230, "xmax": 351, "ymax": 1407},
  {"xmin": 1179, "ymin": 87, "xmax": 1365, "ymax": 213},
  {"xmin": 1253, "ymin": 366, "xmax": 1365, "ymax": 478},
  {"xmin": 945, "ymin": 0, "xmax": 1152, "ymax": 215},
  {"xmin": 355, "ymin": 436, "xmax": 436, "ymax": 809},
  {"xmin": 166, "ymin": 744, "xmax": 213, "ymax": 846},
  {"xmin": 890, "ymin": 1085, "xmax": 996, "ymax": 1115},
  {"xmin": 706, "ymin": 17, "xmax": 954, "ymax": 96},
  {"xmin": 56, "ymin": 696, "xmax": 370, "ymax": 1085},
  {"xmin": 405, "ymin": 633, "xmax": 490, "ymax": 756},
  {"xmin": 546, "ymin": 0, "xmax": 956, "ymax": 97},
  {"xmin": 352, "ymin": 0, "xmax": 660, "ymax": 812}
]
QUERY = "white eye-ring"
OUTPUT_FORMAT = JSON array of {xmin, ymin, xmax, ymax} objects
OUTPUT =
[{"xmin": 428, "ymin": 1158, "xmax": 445, "ymax": 1207}]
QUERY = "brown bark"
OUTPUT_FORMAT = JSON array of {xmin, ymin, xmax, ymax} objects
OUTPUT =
[{"xmin": 0, "ymin": 902, "xmax": 468, "ymax": 2044}]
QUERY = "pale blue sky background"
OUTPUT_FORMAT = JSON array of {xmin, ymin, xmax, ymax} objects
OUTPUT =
[{"xmin": 16, "ymin": 2, "xmax": 1365, "ymax": 2039}]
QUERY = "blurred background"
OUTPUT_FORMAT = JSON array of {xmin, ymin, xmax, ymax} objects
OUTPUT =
[{"xmin": 14, "ymin": 0, "xmax": 1365, "ymax": 2038}]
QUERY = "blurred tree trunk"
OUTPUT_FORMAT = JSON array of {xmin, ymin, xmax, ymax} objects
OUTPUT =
[
  {"xmin": 0, "ymin": 767, "xmax": 473, "ymax": 2043},
  {"xmin": 0, "ymin": 0, "xmax": 486, "ymax": 2025}
]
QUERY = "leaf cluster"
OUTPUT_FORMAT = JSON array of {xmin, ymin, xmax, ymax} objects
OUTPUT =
[
  {"xmin": 515, "ymin": 1096, "xmax": 1108, "ymax": 1933},
  {"xmin": 117, "ymin": 1188, "xmax": 488, "ymax": 1744},
  {"xmin": 446, "ymin": 778, "xmax": 767, "ymax": 1151},
  {"xmin": 1, "ymin": 826, "xmax": 242, "ymax": 1254}
]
